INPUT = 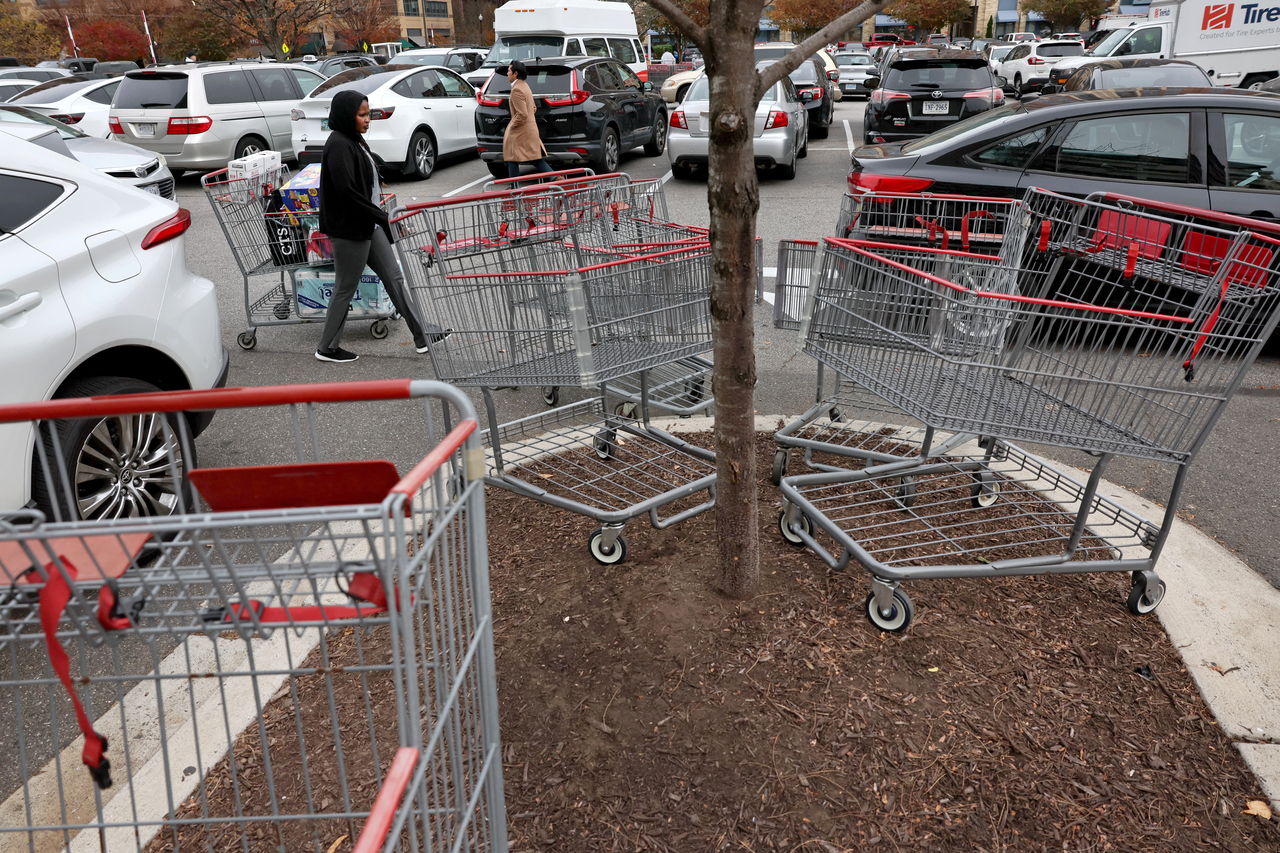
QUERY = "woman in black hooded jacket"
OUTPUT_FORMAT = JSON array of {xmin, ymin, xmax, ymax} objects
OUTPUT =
[{"xmin": 315, "ymin": 90, "xmax": 441, "ymax": 362}]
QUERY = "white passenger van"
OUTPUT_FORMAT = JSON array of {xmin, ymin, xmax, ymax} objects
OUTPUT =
[{"xmin": 464, "ymin": 0, "xmax": 650, "ymax": 90}]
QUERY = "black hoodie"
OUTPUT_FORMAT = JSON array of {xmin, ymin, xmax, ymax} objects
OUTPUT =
[{"xmin": 318, "ymin": 90, "xmax": 392, "ymax": 243}]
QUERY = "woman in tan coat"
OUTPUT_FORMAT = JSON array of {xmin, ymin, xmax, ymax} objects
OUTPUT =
[{"xmin": 503, "ymin": 60, "xmax": 552, "ymax": 178}]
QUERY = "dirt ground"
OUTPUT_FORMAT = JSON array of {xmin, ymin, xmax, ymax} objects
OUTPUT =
[{"xmin": 154, "ymin": 431, "xmax": 1279, "ymax": 853}]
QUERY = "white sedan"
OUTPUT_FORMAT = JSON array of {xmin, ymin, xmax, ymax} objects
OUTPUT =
[
  {"xmin": 291, "ymin": 64, "xmax": 478, "ymax": 179},
  {"xmin": 9, "ymin": 75, "xmax": 121, "ymax": 138}
]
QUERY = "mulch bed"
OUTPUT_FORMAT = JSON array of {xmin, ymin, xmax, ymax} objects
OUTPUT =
[{"xmin": 152, "ymin": 432, "xmax": 1279, "ymax": 852}]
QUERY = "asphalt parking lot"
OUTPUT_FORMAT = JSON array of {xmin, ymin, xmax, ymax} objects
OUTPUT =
[{"xmin": 174, "ymin": 95, "xmax": 1280, "ymax": 592}]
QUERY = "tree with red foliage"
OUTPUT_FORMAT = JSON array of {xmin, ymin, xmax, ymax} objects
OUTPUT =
[
  {"xmin": 68, "ymin": 19, "xmax": 150, "ymax": 62},
  {"xmin": 886, "ymin": 0, "xmax": 973, "ymax": 33},
  {"xmin": 767, "ymin": 0, "xmax": 860, "ymax": 38},
  {"xmin": 333, "ymin": 0, "xmax": 399, "ymax": 52}
]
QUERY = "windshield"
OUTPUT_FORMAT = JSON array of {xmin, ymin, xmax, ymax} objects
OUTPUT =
[
  {"xmin": 9, "ymin": 77, "xmax": 95, "ymax": 103},
  {"xmin": 1039, "ymin": 43, "xmax": 1083, "ymax": 57},
  {"xmin": 484, "ymin": 36, "xmax": 565, "ymax": 66},
  {"xmin": 990, "ymin": 47, "xmax": 1014, "ymax": 61},
  {"xmin": 396, "ymin": 51, "xmax": 452, "ymax": 66},
  {"xmin": 0, "ymin": 106, "xmax": 87, "ymax": 138},
  {"xmin": 836, "ymin": 54, "xmax": 874, "ymax": 67},
  {"xmin": 899, "ymin": 103, "xmax": 1020, "ymax": 153},
  {"xmin": 1098, "ymin": 65, "xmax": 1211, "ymax": 88},
  {"xmin": 310, "ymin": 65, "xmax": 413, "ymax": 97},
  {"xmin": 886, "ymin": 62, "xmax": 991, "ymax": 89},
  {"xmin": 1088, "ymin": 29, "xmax": 1131, "ymax": 56}
]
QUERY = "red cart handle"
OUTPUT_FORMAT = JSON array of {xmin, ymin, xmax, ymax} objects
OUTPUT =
[{"xmin": 353, "ymin": 748, "xmax": 420, "ymax": 853}]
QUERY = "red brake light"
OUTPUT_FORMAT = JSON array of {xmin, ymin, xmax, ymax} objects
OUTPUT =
[
  {"xmin": 50, "ymin": 113, "xmax": 84, "ymax": 125},
  {"xmin": 764, "ymin": 108, "xmax": 787, "ymax": 129},
  {"xmin": 869, "ymin": 89, "xmax": 911, "ymax": 108},
  {"xmin": 1027, "ymin": 56, "xmax": 1045, "ymax": 65},
  {"xmin": 369, "ymin": 106, "xmax": 395, "ymax": 120},
  {"xmin": 963, "ymin": 87, "xmax": 1005, "ymax": 105},
  {"xmin": 799, "ymin": 86, "xmax": 823, "ymax": 101},
  {"xmin": 141, "ymin": 208, "xmax": 192, "ymax": 250},
  {"xmin": 477, "ymin": 87, "xmax": 502, "ymax": 106},
  {"xmin": 543, "ymin": 71, "xmax": 589, "ymax": 106},
  {"xmin": 846, "ymin": 173, "xmax": 936, "ymax": 194},
  {"xmin": 167, "ymin": 116, "xmax": 213, "ymax": 135},
  {"xmin": 108, "ymin": 117, "xmax": 123, "ymax": 135},
  {"xmin": 669, "ymin": 109, "xmax": 687, "ymax": 129}
]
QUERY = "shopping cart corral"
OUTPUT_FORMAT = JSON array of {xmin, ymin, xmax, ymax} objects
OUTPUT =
[
  {"xmin": 778, "ymin": 209, "xmax": 1280, "ymax": 632},
  {"xmin": 202, "ymin": 168, "xmax": 400, "ymax": 351},
  {"xmin": 0, "ymin": 380, "xmax": 507, "ymax": 853}
]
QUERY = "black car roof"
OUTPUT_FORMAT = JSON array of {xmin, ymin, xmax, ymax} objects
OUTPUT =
[
  {"xmin": 889, "ymin": 50, "xmax": 987, "ymax": 67},
  {"xmin": 1068, "ymin": 57, "xmax": 1204, "ymax": 72},
  {"xmin": 1024, "ymin": 87, "xmax": 1280, "ymax": 113}
]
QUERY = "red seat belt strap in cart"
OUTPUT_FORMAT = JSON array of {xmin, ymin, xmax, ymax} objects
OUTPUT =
[
  {"xmin": 38, "ymin": 559, "xmax": 114, "ymax": 789},
  {"xmin": 916, "ymin": 216, "xmax": 948, "ymax": 252},
  {"xmin": 960, "ymin": 210, "xmax": 992, "ymax": 252},
  {"xmin": 1182, "ymin": 276, "xmax": 1235, "ymax": 382},
  {"xmin": 213, "ymin": 571, "xmax": 396, "ymax": 625}
]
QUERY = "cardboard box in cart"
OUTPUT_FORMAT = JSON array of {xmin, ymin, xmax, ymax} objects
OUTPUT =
[
  {"xmin": 228, "ymin": 151, "xmax": 282, "ymax": 200},
  {"xmin": 293, "ymin": 265, "xmax": 392, "ymax": 318},
  {"xmin": 282, "ymin": 164, "xmax": 323, "ymax": 213}
]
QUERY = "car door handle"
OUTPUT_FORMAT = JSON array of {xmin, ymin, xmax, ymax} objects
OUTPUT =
[{"xmin": 0, "ymin": 291, "xmax": 42, "ymax": 323}]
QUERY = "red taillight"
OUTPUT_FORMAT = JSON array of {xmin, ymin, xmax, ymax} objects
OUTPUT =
[
  {"xmin": 669, "ymin": 110, "xmax": 687, "ymax": 129},
  {"xmin": 141, "ymin": 208, "xmax": 191, "ymax": 250},
  {"xmin": 477, "ymin": 88, "xmax": 502, "ymax": 106},
  {"xmin": 963, "ymin": 87, "xmax": 1005, "ymax": 105},
  {"xmin": 109, "ymin": 117, "xmax": 123, "ymax": 135},
  {"xmin": 50, "ymin": 113, "xmax": 84, "ymax": 125},
  {"xmin": 1027, "ymin": 56, "xmax": 1045, "ymax": 65},
  {"xmin": 846, "ymin": 173, "xmax": 936, "ymax": 194},
  {"xmin": 167, "ymin": 116, "xmax": 213, "ymax": 135},
  {"xmin": 369, "ymin": 106, "xmax": 395, "ymax": 120},
  {"xmin": 764, "ymin": 109, "xmax": 787, "ymax": 129},
  {"xmin": 869, "ymin": 89, "xmax": 911, "ymax": 108},
  {"xmin": 544, "ymin": 71, "xmax": 589, "ymax": 106}
]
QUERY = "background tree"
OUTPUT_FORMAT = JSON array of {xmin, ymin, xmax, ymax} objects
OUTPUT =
[
  {"xmin": 451, "ymin": 0, "xmax": 500, "ymax": 47},
  {"xmin": 642, "ymin": 0, "xmax": 888, "ymax": 599},
  {"xmin": 67, "ymin": 18, "xmax": 151, "ymax": 61},
  {"xmin": 160, "ymin": 4, "xmax": 249, "ymax": 61},
  {"xmin": 886, "ymin": 0, "xmax": 972, "ymax": 33},
  {"xmin": 767, "ymin": 0, "xmax": 859, "ymax": 41},
  {"xmin": 0, "ymin": 4, "xmax": 60, "ymax": 63},
  {"xmin": 334, "ymin": 0, "xmax": 399, "ymax": 50},
  {"xmin": 633, "ymin": 0, "xmax": 709, "ymax": 58},
  {"xmin": 202, "ymin": 0, "xmax": 344, "ymax": 60},
  {"xmin": 1021, "ymin": 0, "xmax": 1108, "ymax": 30}
]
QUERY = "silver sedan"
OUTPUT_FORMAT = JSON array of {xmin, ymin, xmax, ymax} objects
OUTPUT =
[{"xmin": 666, "ymin": 67, "xmax": 808, "ymax": 180}]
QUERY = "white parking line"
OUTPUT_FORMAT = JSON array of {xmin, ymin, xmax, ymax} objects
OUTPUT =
[
  {"xmin": 660, "ymin": 169, "xmax": 673, "ymax": 185},
  {"xmin": 843, "ymin": 119, "xmax": 855, "ymax": 154},
  {"xmin": 443, "ymin": 174, "xmax": 490, "ymax": 198}
]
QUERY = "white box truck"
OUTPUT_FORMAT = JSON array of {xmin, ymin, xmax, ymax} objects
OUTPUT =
[
  {"xmin": 465, "ymin": 0, "xmax": 649, "ymax": 90},
  {"xmin": 1050, "ymin": 0, "xmax": 1280, "ymax": 90}
]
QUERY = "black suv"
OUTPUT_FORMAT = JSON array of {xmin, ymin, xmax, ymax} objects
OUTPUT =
[
  {"xmin": 475, "ymin": 57, "xmax": 667, "ymax": 177},
  {"xmin": 864, "ymin": 50, "xmax": 1004, "ymax": 145},
  {"xmin": 787, "ymin": 57, "xmax": 835, "ymax": 139}
]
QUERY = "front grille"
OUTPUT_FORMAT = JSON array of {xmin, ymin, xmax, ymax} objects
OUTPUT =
[
  {"xmin": 144, "ymin": 178, "xmax": 175, "ymax": 199},
  {"xmin": 105, "ymin": 160, "xmax": 161, "ymax": 179}
]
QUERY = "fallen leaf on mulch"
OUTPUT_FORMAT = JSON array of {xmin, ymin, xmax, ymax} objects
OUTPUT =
[{"xmin": 1244, "ymin": 800, "xmax": 1273, "ymax": 820}]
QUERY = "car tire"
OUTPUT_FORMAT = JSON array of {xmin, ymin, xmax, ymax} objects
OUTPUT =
[
  {"xmin": 810, "ymin": 118, "xmax": 829, "ymax": 139},
  {"xmin": 775, "ymin": 155, "xmax": 797, "ymax": 180},
  {"xmin": 32, "ymin": 376, "xmax": 197, "ymax": 523},
  {"xmin": 676, "ymin": 84, "xmax": 690, "ymax": 103},
  {"xmin": 644, "ymin": 112, "xmax": 667, "ymax": 156},
  {"xmin": 1013, "ymin": 73, "xmax": 1023, "ymax": 91},
  {"xmin": 593, "ymin": 126, "xmax": 620, "ymax": 174},
  {"xmin": 798, "ymin": 130, "xmax": 808, "ymax": 158},
  {"xmin": 671, "ymin": 162, "xmax": 695, "ymax": 180},
  {"xmin": 233, "ymin": 136, "xmax": 268, "ymax": 160},
  {"xmin": 487, "ymin": 160, "xmax": 509, "ymax": 179},
  {"xmin": 405, "ymin": 130, "xmax": 436, "ymax": 179}
]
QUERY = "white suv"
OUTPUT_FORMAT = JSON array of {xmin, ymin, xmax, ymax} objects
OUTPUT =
[
  {"xmin": 999, "ymin": 39, "xmax": 1085, "ymax": 92},
  {"xmin": 0, "ymin": 132, "xmax": 227, "ymax": 518}
]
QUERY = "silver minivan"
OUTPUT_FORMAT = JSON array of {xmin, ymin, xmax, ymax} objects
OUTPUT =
[{"xmin": 109, "ymin": 63, "xmax": 327, "ymax": 174}]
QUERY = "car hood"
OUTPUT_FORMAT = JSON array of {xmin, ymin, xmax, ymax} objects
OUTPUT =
[{"xmin": 63, "ymin": 135, "xmax": 159, "ymax": 169}]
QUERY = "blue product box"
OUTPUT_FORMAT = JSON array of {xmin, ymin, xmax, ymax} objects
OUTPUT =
[
  {"xmin": 281, "ymin": 164, "xmax": 323, "ymax": 213},
  {"xmin": 293, "ymin": 266, "xmax": 391, "ymax": 318}
]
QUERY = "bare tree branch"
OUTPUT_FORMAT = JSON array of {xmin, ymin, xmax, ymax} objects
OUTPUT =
[
  {"xmin": 757, "ymin": 0, "xmax": 889, "ymax": 92},
  {"xmin": 645, "ymin": 0, "xmax": 708, "ymax": 51}
]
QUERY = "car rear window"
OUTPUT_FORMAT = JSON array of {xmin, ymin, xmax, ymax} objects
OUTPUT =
[
  {"xmin": 485, "ymin": 66, "xmax": 573, "ymax": 96},
  {"xmin": 486, "ymin": 36, "xmax": 566, "ymax": 66},
  {"xmin": 836, "ymin": 54, "xmax": 874, "ymax": 66},
  {"xmin": 115, "ymin": 73, "xmax": 188, "ymax": 109},
  {"xmin": 789, "ymin": 63, "xmax": 819, "ymax": 83},
  {"xmin": 885, "ymin": 62, "xmax": 992, "ymax": 89},
  {"xmin": 310, "ymin": 65, "xmax": 414, "ymax": 97},
  {"xmin": 9, "ymin": 77, "xmax": 95, "ymax": 103},
  {"xmin": 1097, "ymin": 65, "xmax": 1210, "ymax": 88},
  {"xmin": 1039, "ymin": 43, "xmax": 1084, "ymax": 57},
  {"xmin": 397, "ymin": 51, "xmax": 452, "ymax": 66},
  {"xmin": 754, "ymin": 47, "xmax": 790, "ymax": 62}
]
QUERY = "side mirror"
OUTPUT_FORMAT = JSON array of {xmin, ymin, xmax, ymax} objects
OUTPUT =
[
  {"xmin": 865, "ymin": 76, "xmax": 881, "ymax": 90},
  {"xmin": 799, "ymin": 90, "xmax": 813, "ymax": 102},
  {"xmin": 828, "ymin": 69, "xmax": 839, "ymax": 81},
  {"xmin": 994, "ymin": 75, "xmax": 1008, "ymax": 88},
  {"xmin": 1040, "ymin": 83, "xmax": 1058, "ymax": 94},
  {"xmin": 1020, "ymin": 92, "xmax": 1040, "ymax": 103},
  {"xmin": 642, "ymin": 80, "xmax": 653, "ymax": 91}
]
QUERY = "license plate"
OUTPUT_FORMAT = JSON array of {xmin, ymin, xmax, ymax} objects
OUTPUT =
[
  {"xmin": 320, "ymin": 118, "xmax": 329, "ymax": 131},
  {"xmin": 922, "ymin": 101, "xmax": 949, "ymax": 115},
  {"xmin": 135, "ymin": 123, "xmax": 155, "ymax": 138},
  {"xmin": 143, "ymin": 183, "xmax": 161, "ymax": 196}
]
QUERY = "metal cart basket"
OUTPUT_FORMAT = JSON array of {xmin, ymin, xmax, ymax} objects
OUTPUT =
[
  {"xmin": 0, "ymin": 379, "xmax": 507, "ymax": 853},
  {"xmin": 202, "ymin": 168, "xmax": 399, "ymax": 351}
]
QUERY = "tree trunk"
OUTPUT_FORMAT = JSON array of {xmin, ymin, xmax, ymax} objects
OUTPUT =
[{"xmin": 703, "ymin": 16, "xmax": 760, "ymax": 600}]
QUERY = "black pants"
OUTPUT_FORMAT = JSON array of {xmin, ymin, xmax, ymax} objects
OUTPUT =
[
  {"xmin": 320, "ymin": 229, "xmax": 437, "ymax": 351},
  {"xmin": 507, "ymin": 159, "xmax": 552, "ymax": 178}
]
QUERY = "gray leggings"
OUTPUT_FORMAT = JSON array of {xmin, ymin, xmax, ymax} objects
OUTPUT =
[{"xmin": 320, "ymin": 228, "xmax": 435, "ymax": 351}]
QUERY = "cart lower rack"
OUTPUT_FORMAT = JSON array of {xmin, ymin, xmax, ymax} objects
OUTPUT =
[{"xmin": 0, "ymin": 380, "xmax": 507, "ymax": 853}]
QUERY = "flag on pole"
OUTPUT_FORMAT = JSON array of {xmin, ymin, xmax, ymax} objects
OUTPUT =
[
  {"xmin": 141, "ymin": 11, "xmax": 158, "ymax": 65},
  {"xmin": 64, "ymin": 15, "xmax": 79, "ymax": 59}
]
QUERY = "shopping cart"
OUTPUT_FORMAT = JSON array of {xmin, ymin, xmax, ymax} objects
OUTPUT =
[
  {"xmin": 202, "ymin": 168, "xmax": 399, "ymax": 351},
  {"xmin": 779, "ymin": 222, "xmax": 1280, "ymax": 631},
  {"xmin": 0, "ymin": 379, "xmax": 507, "ymax": 853},
  {"xmin": 835, "ymin": 191, "xmax": 1027, "ymax": 260}
]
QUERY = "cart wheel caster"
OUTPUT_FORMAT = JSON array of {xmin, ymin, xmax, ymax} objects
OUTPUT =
[
  {"xmin": 593, "ymin": 429, "xmax": 616, "ymax": 461},
  {"xmin": 237, "ymin": 331, "xmax": 257, "ymax": 351},
  {"xmin": 971, "ymin": 473, "xmax": 1000, "ymax": 508},
  {"xmin": 542, "ymin": 386, "xmax": 560, "ymax": 407},
  {"xmin": 829, "ymin": 406, "xmax": 844, "ymax": 423},
  {"xmin": 1126, "ymin": 571, "xmax": 1166, "ymax": 616},
  {"xmin": 588, "ymin": 529, "xmax": 627, "ymax": 565},
  {"xmin": 273, "ymin": 300, "xmax": 291, "ymax": 320},
  {"xmin": 770, "ymin": 448, "xmax": 790, "ymax": 486},
  {"xmin": 370, "ymin": 320, "xmax": 389, "ymax": 339},
  {"xmin": 614, "ymin": 402, "xmax": 637, "ymax": 419},
  {"xmin": 895, "ymin": 476, "xmax": 916, "ymax": 509},
  {"xmin": 864, "ymin": 587, "xmax": 913, "ymax": 633},
  {"xmin": 685, "ymin": 377, "xmax": 705, "ymax": 405},
  {"xmin": 778, "ymin": 506, "xmax": 812, "ymax": 546}
]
